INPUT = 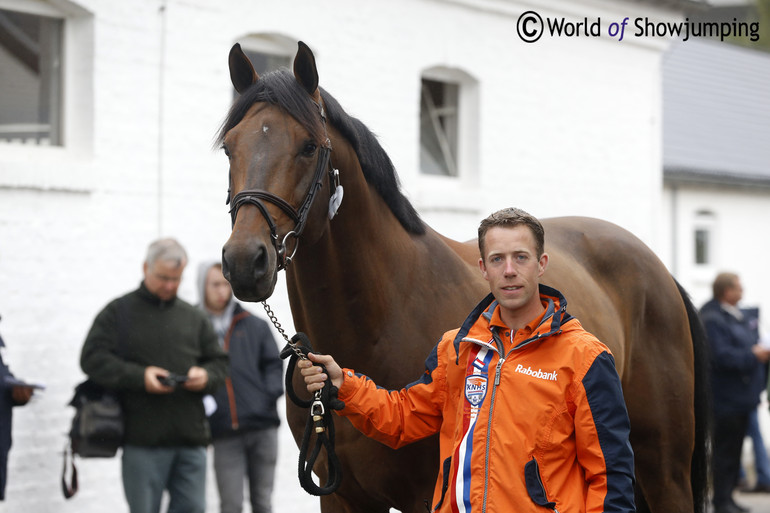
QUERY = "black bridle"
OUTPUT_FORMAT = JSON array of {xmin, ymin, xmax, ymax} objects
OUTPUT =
[{"xmin": 226, "ymin": 101, "xmax": 337, "ymax": 271}]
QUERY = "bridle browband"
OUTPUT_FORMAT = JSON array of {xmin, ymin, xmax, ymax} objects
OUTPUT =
[{"xmin": 227, "ymin": 101, "xmax": 338, "ymax": 271}]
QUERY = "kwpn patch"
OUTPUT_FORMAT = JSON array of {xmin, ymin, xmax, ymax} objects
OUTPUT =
[{"xmin": 465, "ymin": 375, "xmax": 488, "ymax": 406}]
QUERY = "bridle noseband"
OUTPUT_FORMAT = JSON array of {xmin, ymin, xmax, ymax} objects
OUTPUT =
[{"xmin": 227, "ymin": 101, "xmax": 339, "ymax": 271}]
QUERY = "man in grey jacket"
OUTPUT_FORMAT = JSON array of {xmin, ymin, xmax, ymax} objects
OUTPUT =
[
  {"xmin": 198, "ymin": 261, "xmax": 283, "ymax": 513},
  {"xmin": 81, "ymin": 238, "xmax": 228, "ymax": 513}
]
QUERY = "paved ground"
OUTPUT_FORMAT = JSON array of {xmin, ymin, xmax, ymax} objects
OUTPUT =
[{"xmin": 731, "ymin": 489, "xmax": 770, "ymax": 513}]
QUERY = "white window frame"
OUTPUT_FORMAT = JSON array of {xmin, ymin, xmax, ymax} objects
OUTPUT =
[
  {"xmin": 414, "ymin": 66, "xmax": 480, "ymax": 220},
  {"xmin": 0, "ymin": 0, "xmax": 94, "ymax": 191}
]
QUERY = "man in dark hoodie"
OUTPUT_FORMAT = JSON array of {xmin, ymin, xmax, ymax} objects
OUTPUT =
[
  {"xmin": 80, "ymin": 238, "xmax": 228, "ymax": 513},
  {"xmin": 701, "ymin": 272, "xmax": 770, "ymax": 513},
  {"xmin": 198, "ymin": 261, "xmax": 283, "ymax": 513}
]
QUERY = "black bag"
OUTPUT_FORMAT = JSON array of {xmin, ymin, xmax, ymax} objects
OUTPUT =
[
  {"xmin": 68, "ymin": 379, "xmax": 124, "ymax": 457},
  {"xmin": 61, "ymin": 380, "xmax": 124, "ymax": 499},
  {"xmin": 62, "ymin": 297, "xmax": 129, "ymax": 499}
]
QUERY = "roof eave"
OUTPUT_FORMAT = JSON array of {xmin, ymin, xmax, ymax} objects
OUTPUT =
[{"xmin": 664, "ymin": 167, "xmax": 770, "ymax": 190}]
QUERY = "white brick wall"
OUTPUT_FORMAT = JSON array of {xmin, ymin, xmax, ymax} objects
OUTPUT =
[{"xmin": 0, "ymin": 0, "xmax": 710, "ymax": 510}]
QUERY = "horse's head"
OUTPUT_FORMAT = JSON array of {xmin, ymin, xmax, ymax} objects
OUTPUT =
[{"xmin": 220, "ymin": 42, "xmax": 338, "ymax": 301}]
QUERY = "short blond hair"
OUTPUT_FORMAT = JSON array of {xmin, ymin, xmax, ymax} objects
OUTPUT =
[{"xmin": 478, "ymin": 208, "xmax": 544, "ymax": 260}]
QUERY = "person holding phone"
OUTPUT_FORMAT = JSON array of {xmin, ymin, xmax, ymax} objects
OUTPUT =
[{"xmin": 80, "ymin": 238, "xmax": 228, "ymax": 513}]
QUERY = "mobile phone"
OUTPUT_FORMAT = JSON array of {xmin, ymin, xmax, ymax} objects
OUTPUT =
[{"xmin": 158, "ymin": 374, "xmax": 189, "ymax": 387}]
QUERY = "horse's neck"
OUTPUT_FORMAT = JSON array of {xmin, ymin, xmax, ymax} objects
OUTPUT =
[
  {"xmin": 285, "ymin": 167, "xmax": 482, "ymax": 366},
  {"xmin": 288, "ymin": 178, "xmax": 418, "ymax": 327}
]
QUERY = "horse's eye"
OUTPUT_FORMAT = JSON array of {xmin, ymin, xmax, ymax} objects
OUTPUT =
[
  {"xmin": 301, "ymin": 142, "xmax": 318, "ymax": 157},
  {"xmin": 221, "ymin": 144, "xmax": 232, "ymax": 160}
]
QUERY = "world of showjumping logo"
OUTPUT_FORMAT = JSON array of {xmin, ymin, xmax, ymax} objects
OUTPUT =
[{"xmin": 516, "ymin": 11, "xmax": 760, "ymax": 43}]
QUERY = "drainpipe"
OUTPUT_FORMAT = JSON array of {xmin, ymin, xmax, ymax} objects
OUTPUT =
[{"xmin": 157, "ymin": 0, "xmax": 168, "ymax": 236}]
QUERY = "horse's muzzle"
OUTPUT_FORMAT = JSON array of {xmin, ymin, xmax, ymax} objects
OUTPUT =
[{"xmin": 221, "ymin": 237, "xmax": 278, "ymax": 302}]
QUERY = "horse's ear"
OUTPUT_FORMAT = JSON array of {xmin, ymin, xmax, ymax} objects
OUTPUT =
[
  {"xmin": 229, "ymin": 43, "xmax": 259, "ymax": 94},
  {"xmin": 293, "ymin": 41, "xmax": 319, "ymax": 98}
]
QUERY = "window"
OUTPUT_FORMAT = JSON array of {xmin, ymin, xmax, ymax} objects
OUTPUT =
[
  {"xmin": 0, "ymin": 1, "xmax": 94, "ymax": 191},
  {"xmin": 234, "ymin": 33, "xmax": 294, "ymax": 98},
  {"xmin": 418, "ymin": 67, "xmax": 478, "ymax": 181},
  {"xmin": 0, "ymin": 7, "xmax": 63, "ymax": 145},
  {"xmin": 694, "ymin": 228, "xmax": 709, "ymax": 265},
  {"xmin": 241, "ymin": 49, "xmax": 291, "ymax": 77},
  {"xmin": 693, "ymin": 210, "xmax": 715, "ymax": 266},
  {"xmin": 420, "ymin": 78, "xmax": 459, "ymax": 176}
]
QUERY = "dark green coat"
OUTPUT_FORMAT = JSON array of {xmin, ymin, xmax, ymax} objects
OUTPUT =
[{"xmin": 80, "ymin": 282, "xmax": 228, "ymax": 447}]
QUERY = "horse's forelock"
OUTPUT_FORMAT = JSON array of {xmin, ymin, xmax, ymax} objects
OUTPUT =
[{"xmin": 216, "ymin": 69, "xmax": 325, "ymax": 146}]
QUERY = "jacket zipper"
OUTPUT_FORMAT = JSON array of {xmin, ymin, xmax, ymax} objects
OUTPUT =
[
  {"xmin": 482, "ymin": 356, "xmax": 502, "ymax": 513},
  {"xmin": 468, "ymin": 322, "xmax": 562, "ymax": 512},
  {"xmin": 535, "ymin": 470, "xmax": 560, "ymax": 513},
  {"xmin": 482, "ymin": 329, "xmax": 507, "ymax": 513},
  {"xmin": 481, "ymin": 328, "xmax": 545, "ymax": 512}
]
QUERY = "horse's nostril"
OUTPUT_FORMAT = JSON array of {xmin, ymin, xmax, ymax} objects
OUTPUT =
[
  {"xmin": 253, "ymin": 244, "xmax": 268, "ymax": 279},
  {"xmin": 221, "ymin": 252, "xmax": 232, "ymax": 281}
]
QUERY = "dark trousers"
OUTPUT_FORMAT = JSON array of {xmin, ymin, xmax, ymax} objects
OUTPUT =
[{"xmin": 713, "ymin": 412, "xmax": 750, "ymax": 508}]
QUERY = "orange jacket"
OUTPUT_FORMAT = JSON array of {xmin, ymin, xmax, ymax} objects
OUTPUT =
[{"xmin": 337, "ymin": 285, "xmax": 635, "ymax": 513}]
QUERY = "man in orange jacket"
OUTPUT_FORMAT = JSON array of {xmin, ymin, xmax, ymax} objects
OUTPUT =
[{"xmin": 300, "ymin": 207, "xmax": 636, "ymax": 512}]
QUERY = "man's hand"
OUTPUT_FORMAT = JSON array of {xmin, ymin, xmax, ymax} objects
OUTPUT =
[
  {"xmin": 298, "ymin": 353, "xmax": 343, "ymax": 392},
  {"xmin": 183, "ymin": 366, "xmax": 208, "ymax": 392},
  {"xmin": 752, "ymin": 344, "xmax": 770, "ymax": 363},
  {"xmin": 144, "ymin": 366, "xmax": 174, "ymax": 394},
  {"xmin": 11, "ymin": 385, "xmax": 33, "ymax": 405}
]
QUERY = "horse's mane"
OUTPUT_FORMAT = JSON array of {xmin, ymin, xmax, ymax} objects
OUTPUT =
[{"xmin": 217, "ymin": 69, "xmax": 425, "ymax": 235}]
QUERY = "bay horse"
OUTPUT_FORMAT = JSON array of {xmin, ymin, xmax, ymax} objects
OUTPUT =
[{"xmin": 218, "ymin": 41, "xmax": 709, "ymax": 513}]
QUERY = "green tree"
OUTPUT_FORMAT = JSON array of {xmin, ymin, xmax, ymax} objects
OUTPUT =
[{"xmin": 725, "ymin": 0, "xmax": 770, "ymax": 52}]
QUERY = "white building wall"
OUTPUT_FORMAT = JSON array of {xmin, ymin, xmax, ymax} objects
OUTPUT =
[
  {"xmin": 0, "ymin": 0, "xmax": 682, "ymax": 511},
  {"xmin": 663, "ymin": 184, "xmax": 770, "ymax": 320}
]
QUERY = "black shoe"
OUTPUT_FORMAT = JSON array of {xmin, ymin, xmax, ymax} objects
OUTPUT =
[{"xmin": 744, "ymin": 482, "xmax": 770, "ymax": 493}]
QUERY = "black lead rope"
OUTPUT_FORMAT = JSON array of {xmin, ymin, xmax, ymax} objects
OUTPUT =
[{"xmin": 281, "ymin": 332, "xmax": 345, "ymax": 496}]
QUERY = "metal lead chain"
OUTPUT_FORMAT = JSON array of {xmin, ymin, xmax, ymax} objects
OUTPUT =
[
  {"xmin": 262, "ymin": 300, "xmax": 306, "ymax": 360},
  {"xmin": 263, "ymin": 300, "xmax": 324, "ymax": 415},
  {"xmin": 261, "ymin": 300, "xmax": 290, "ymax": 344}
]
